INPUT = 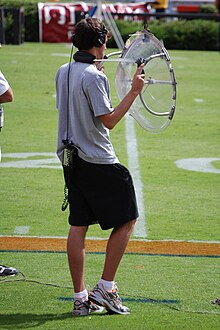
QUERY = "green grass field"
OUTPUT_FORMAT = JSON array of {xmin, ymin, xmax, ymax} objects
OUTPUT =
[{"xmin": 0, "ymin": 42, "xmax": 220, "ymax": 328}]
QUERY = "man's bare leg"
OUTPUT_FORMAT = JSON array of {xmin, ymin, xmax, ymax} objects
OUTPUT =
[
  {"xmin": 67, "ymin": 225, "xmax": 88, "ymax": 293},
  {"xmin": 88, "ymin": 220, "xmax": 136, "ymax": 314},
  {"xmin": 102, "ymin": 219, "xmax": 136, "ymax": 281}
]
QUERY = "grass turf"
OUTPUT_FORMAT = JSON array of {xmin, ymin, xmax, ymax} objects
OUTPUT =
[
  {"xmin": 0, "ymin": 44, "xmax": 219, "ymax": 240},
  {"xmin": 0, "ymin": 43, "xmax": 220, "ymax": 328},
  {"xmin": 0, "ymin": 252, "xmax": 220, "ymax": 329}
]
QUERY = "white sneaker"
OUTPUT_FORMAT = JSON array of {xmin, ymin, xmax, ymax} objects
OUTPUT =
[
  {"xmin": 72, "ymin": 298, "xmax": 104, "ymax": 317},
  {"xmin": 89, "ymin": 283, "xmax": 130, "ymax": 315},
  {"xmin": 0, "ymin": 265, "xmax": 18, "ymax": 276},
  {"xmin": 211, "ymin": 298, "xmax": 220, "ymax": 305}
]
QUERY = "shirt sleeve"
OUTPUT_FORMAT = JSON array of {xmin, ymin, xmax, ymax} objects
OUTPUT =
[
  {"xmin": 84, "ymin": 73, "xmax": 114, "ymax": 117},
  {"xmin": 0, "ymin": 72, "xmax": 10, "ymax": 96}
]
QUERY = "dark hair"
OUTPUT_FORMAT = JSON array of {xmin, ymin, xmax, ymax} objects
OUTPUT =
[{"xmin": 72, "ymin": 18, "xmax": 109, "ymax": 50}]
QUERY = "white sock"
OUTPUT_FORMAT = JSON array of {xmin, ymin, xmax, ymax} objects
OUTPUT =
[
  {"xmin": 74, "ymin": 289, "xmax": 88, "ymax": 302},
  {"xmin": 98, "ymin": 279, "xmax": 114, "ymax": 292}
]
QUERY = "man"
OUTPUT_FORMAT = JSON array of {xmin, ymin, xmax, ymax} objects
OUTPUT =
[
  {"xmin": 56, "ymin": 17, "xmax": 145, "ymax": 316},
  {"xmin": 0, "ymin": 71, "xmax": 16, "ymax": 276}
]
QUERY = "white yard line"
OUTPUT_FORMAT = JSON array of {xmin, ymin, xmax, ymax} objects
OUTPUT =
[
  {"xmin": 125, "ymin": 114, "xmax": 147, "ymax": 238},
  {"xmin": 14, "ymin": 226, "xmax": 30, "ymax": 235}
]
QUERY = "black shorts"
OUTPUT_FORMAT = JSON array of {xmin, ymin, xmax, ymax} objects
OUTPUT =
[{"xmin": 63, "ymin": 155, "xmax": 138, "ymax": 230}]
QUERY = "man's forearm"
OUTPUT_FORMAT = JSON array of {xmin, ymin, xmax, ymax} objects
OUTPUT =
[{"xmin": 100, "ymin": 90, "xmax": 139, "ymax": 129}]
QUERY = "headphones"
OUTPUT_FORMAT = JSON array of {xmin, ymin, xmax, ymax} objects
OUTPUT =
[
  {"xmin": 93, "ymin": 30, "xmax": 106, "ymax": 48},
  {"xmin": 72, "ymin": 29, "xmax": 107, "ymax": 48}
]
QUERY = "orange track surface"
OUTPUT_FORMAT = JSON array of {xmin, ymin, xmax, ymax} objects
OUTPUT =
[{"xmin": 1, "ymin": 236, "xmax": 220, "ymax": 256}]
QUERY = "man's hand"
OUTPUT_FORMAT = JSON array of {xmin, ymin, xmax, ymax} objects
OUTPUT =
[{"xmin": 131, "ymin": 64, "xmax": 145, "ymax": 96}]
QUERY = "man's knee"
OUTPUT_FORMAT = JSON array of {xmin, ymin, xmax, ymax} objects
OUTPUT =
[
  {"xmin": 130, "ymin": 219, "xmax": 137, "ymax": 229},
  {"xmin": 119, "ymin": 219, "xmax": 136, "ymax": 231}
]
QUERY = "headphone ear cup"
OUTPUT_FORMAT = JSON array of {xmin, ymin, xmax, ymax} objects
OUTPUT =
[{"xmin": 94, "ymin": 32, "xmax": 106, "ymax": 48}]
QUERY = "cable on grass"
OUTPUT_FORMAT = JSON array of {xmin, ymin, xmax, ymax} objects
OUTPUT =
[
  {"xmin": 0, "ymin": 270, "xmax": 73, "ymax": 289},
  {"xmin": 122, "ymin": 293, "xmax": 220, "ymax": 316},
  {"xmin": 1, "ymin": 270, "xmax": 219, "ymax": 315}
]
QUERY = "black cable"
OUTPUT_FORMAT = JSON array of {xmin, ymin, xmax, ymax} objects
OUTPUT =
[
  {"xmin": 123, "ymin": 293, "xmax": 220, "ymax": 315},
  {"xmin": 63, "ymin": 44, "xmax": 74, "ymax": 145},
  {"xmin": 1, "ymin": 271, "xmax": 219, "ymax": 315},
  {"xmin": 0, "ymin": 270, "xmax": 72, "ymax": 289}
]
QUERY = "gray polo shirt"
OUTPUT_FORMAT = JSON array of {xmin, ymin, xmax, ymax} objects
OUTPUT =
[{"xmin": 56, "ymin": 61, "xmax": 119, "ymax": 164}]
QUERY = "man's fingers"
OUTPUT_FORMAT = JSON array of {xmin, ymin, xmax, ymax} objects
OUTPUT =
[{"xmin": 136, "ymin": 63, "xmax": 145, "ymax": 74}]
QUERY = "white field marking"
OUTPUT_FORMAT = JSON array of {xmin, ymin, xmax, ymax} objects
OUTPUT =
[
  {"xmin": 125, "ymin": 114, "xmax": 147, "ymax": 238},
  {"xmin": 2, "ymin": 154, "xmax": 219, "ymax": 175},
  {"xmin": 14, "ymin": 226, "xmax": 30, "ymax": 235},
  {"xmin": 176, "ymin": 158, "xmax": 220, "ymax": 174},
  {"xmin": 51, "ymin": 53, "xmax": 70, "ymax": 57},
  {"xmin": 194, "ymin": 98, "xmax": 204, "ymax": 103},
  {"xmin": 1, "ymin": 235, "xmax": 220, "ymax": 244},
  {"xmin": 0, "ymin": 152, "xmax": 61, "ymax": 169}
]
